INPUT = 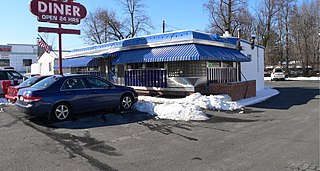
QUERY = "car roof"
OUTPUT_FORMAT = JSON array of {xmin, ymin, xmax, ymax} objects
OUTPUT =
[
  {"xmin": 50, "ymin": 74, "xmax": 100, "ymax": 79},
  {"xmin": 0, "ymin": 70, "xmax": 17, "ymax": 72}
]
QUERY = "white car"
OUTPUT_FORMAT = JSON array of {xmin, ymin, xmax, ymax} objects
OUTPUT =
[{"xmin": 271, "ymin": 67, "xmax": 285, "ymax": 81}]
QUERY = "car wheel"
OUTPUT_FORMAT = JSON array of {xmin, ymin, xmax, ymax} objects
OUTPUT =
[
  {"xmin": 51, "ymin": 103, "xmax": 71, "ymax": 121},
  {"xmin": 120, "ymin": 94, "xmax": 133, "ymax": 110}
]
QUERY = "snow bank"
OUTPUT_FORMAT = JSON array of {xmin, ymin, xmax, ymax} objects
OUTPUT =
[
  {"xmin": 134, "ymin": 87, "xmax": 279, "ymax": 121},
  {"xmin": 0, "ymin": 98, "xmax": 9, "ymax": 105},
  {"xmin": 264, "ymin": 77, "xmax": 320, "ymax": 81},
  {"xmin": 237, "ymin": 87, "xmax": 279, "ymax": 107},
  {"xmin": 134, "ymin": 93, "xmax": 244, "ymax": 121},
  {"xmin": 154, "ymin": 104, "xmax": 209, "ymax": 121},
  {"xmin": 138, "ymin": 93, "xmax": 241, "ymax": 111}
]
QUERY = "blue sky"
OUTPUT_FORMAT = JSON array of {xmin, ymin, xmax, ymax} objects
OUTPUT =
[
  {"xmin": 0, "ymin": 0, "xmax": 262, "ymax": 50},
  {"xmin": 0, "ymin": 0, "xmax": 221, "ymax": 50}
]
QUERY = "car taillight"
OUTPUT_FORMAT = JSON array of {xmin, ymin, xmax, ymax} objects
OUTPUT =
[
  {"xmin": 21, "ymin": 96, "xmax": 42, "ymax": 102},
  {"xmin": 1, "ymin": 80, "xmax": 12, "ymax": 95}
]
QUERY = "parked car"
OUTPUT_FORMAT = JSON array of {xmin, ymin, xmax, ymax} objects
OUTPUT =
[
  {"xmin": 264, "ymin": 67, "xmax": 273, "ymax": 77},
  {"xmin": 23, "ymin": 73, "xmax": 40, "ymax": 81},
  {"xmin": 0, "ymin": 70, "xmax": 24, "ymax": 97},
  {"xmin": 15, "ymin": 74, "xmax": 138, "ymax": 121},
  {"xmin": 5, "ymin": 75, "xmax": 50, "ymax": 103},
  {"xmin": 271, "ymin": 67, "xmax": 285, "ymax": 81}
]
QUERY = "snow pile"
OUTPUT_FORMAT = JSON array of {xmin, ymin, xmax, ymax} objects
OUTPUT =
[
  {"xmin": 138, "ymin": 93, "xmax": 241, "ymax": 111},
  {"xmin": 133, "ymin": 101, "xmax": 155, "ymax": 115},
  {"xmin": 134, "ymin": 93, "xmax": 244, "ymax": 121},
  {"xmin": 133, "ymin": 87, "xmax": 280, "ymax": 121},
  {"xmin": 286, "ymin": 77, "xmax": 320, "ymax": 81},
  {"xmin": 264, "ymin": 77, "xmax": 320, "ymax": 81},
  {"xmin": 154, "ymin": 104, "xmax": 208, "ymax": 121},
  {"xmin": 237, "ymin": 87, "xmax": 279, "ymax": 107},
  {"xmin": 0, "ymin": 98, "xmax": 9, "ymax": 105}
]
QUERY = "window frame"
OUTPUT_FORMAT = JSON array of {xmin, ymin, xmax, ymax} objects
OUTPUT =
[
  {"xmin": 0, "ymin": 59, "xmax": 10, "ymax": 67},
  {"xmin": 23, "ymin": 59, "xmax": 33, "ymax": 67},
  {"xmin": 85, "ymin": 77, "xmax": 114, "ymax": 89}
]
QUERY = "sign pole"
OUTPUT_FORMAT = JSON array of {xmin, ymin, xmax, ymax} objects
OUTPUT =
[
  {"xmin": 58, "ymin": 23, "xmax": 63, "ymax": 75},
  {"xmin": 30, "ymin": 0, "xmax": 87, "ymax": 76}
]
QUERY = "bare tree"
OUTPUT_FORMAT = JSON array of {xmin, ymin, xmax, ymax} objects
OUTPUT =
[
  {"xmin": 204, "ymin": 0, "xmax": 252, "ymax": 36},
  {"xmin": 253, "ymin": 0, "xmax": 281, "ymax": 65},
  {"xmin": 276, "ymin": 0, "xmax": 296, "ymax": 70},
  {"xmin": 117, "ymin": 0, "xmax": 153, "ymax": 38},
  {"xmin": 81, "ymin": 0, "xmax": 152, "ymax": 45},
  {"xmin": 255, "ymin": 0, "xmax": 279, "ymax": 48},
  {"xmin": 290, "ymin": 0, "xmax": 319, "ymax": 74}
]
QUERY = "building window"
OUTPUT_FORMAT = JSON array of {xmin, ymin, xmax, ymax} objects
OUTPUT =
[
  {"xmin": 221, "ymin": 62, "xmax": 234, "ymax": 67},
  {"xmin": 0, "ymin": 59, "xmax": 10, "ymax": 67},
  {"xmin": 127, "ymin": 63, "xmax": 142, "ymax": 69},
  {"xmin": 168, "ymin": 61, "xmax": 206, "ymax": 77},
  {"xmin": 23, "ymin": 59, "xmax": 32, "ymax": 66},
  {"xmin": 49, "ymin": 62, "xmax": 52, "ymax": 72},
  {"xmin": 207, "ymin": 61, "xmax": 220, "ymax": 68},
  {"xmin": 145, "ymin": 62, "xmax": 164, "ymax": 69},
  {"xmin": 117, "ymin": 65, "xmax": 125, "ymax": 77}
]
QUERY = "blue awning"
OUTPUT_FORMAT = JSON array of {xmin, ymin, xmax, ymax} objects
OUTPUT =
[
  {"xmin": 112, "ymin": 44, "xmax": 250, "ymax": 65},
  {"xmin": 54, "ymin": 56, "xmax": 100, "ymax": 69}
]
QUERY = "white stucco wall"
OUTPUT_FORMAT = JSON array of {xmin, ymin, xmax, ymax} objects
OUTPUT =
[
  {"xmin": 240, "ymin": 40, "xmax": 265, "ymax": 91},
  {"xmin": 34, "ymin": 51, "xmax": 69, "ymax": 75},
  {"xmin": 31, "ymin": 63, "xmax": 40, "ymax": 74},
  {"xmin": 37, "ymin": 52, "xmax": 56, "ymax": 75}
]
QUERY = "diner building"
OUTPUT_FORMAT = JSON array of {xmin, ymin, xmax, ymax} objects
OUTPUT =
[{"xmin": 56, "ymin": 30, "xmax": 264, "ymax": 100}]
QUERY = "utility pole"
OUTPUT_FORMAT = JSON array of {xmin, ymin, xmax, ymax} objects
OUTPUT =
[
  {"xmin": 162, "ymin": 20, "xmax": 165, "ymax": 33},
  {"xmin": 257, "ymin": 25, "xmax": 260, "ymax": 72}
]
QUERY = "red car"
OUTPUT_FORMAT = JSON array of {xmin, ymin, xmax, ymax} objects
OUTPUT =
[{"xmin": 5, "ymin": 76, "xmax": 49, "ymax": 103}]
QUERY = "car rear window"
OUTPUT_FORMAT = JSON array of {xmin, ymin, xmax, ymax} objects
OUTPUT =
[
  {"xmin": 8, "ymin": 71, "xmax": 23, "ymax": 79},
  {"xmin": 31, "ymin": 76, "xmax": 61, "ymax": 89},
  {"xmin": 19, "ymin": 77, "xmax": 39, "ymax": 86},
  {"xmin": 0, "ymin": 71, "xmax": 23, "ymax": 80}
]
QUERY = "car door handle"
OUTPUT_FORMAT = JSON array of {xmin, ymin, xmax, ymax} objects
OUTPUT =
[
  {"xmin": 66, "ymin": 92, "xmax": 71, "ymax": 95},
  {"xmin": 93, "ymin": 90, "xmax": 98, "ymax": 94}
]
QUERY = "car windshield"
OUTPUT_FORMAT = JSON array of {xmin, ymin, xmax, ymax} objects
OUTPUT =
[
  {"xmin": 19, "ymin": 77, "xmax": 39, "ymax": 86},
  {"xmin": 274, "ymin": 68, "xmax": 283, "ymax": 72},
  {"xmin": 8, "ymin": 71, "xmax": 23, "ymax": 79},
  {"xmin": 31, "ymin": 76, "xmax": 61, "ymax": 89}
]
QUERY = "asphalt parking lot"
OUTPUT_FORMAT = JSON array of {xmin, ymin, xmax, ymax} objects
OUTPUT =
[{"xmin": 0, "ymin": 80, "xmax": 319, "ymax": 171}]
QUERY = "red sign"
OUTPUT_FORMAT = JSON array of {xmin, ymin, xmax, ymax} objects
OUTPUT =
[
  {"xmin": 29, "ymin": 0, "xmax": 87, "ymax": 25},
  {"xmin": 0, "ymin": 46, "xmax": 11, "ymax": 52},
  {"xmin": 38, "ymin": 27, "xmax": 80, "ymax": 34}
]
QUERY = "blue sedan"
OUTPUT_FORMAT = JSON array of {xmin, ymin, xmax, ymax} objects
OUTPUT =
[{"xmin": 15, "ymin": 74, "xmax": 138, "ymax": 121}]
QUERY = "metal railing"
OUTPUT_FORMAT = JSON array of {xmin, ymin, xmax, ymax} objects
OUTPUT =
[
  {"xmin": 125, "ymin": 69, "xmax": 168, "ymax": 88},
  {"xmin": 207, "ymin": 67, "xmax": 238, "ymax": 83}
]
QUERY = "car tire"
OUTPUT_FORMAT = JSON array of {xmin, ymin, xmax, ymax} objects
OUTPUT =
[
  {"xmin": 120, "ymin": 94, "xmax": 134, "ymax": 111},
  {"xmin": 51, "ymin": 103, "xmax": 71, "ymax": 121}
]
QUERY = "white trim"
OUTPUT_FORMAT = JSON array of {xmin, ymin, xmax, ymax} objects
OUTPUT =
[
  {"xmin": 67, "ymin": 38, "xmax": 239, "ymax": 58},
  {"xmin": 131, "ymin": 86, "xmax": 195, "ymax": 92}
]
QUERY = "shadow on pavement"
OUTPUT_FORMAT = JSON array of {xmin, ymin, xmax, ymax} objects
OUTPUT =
[
  {"xmin": 253, "ymin": 87, "xmax": 319, "ymax": 110},
  {"xmin": 205, "ymin": 114, "xmax": 259, "ymax": 123},
  {"xmin": 29, "ymin": 110, "xmax": 153, "ymax": 129}
]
